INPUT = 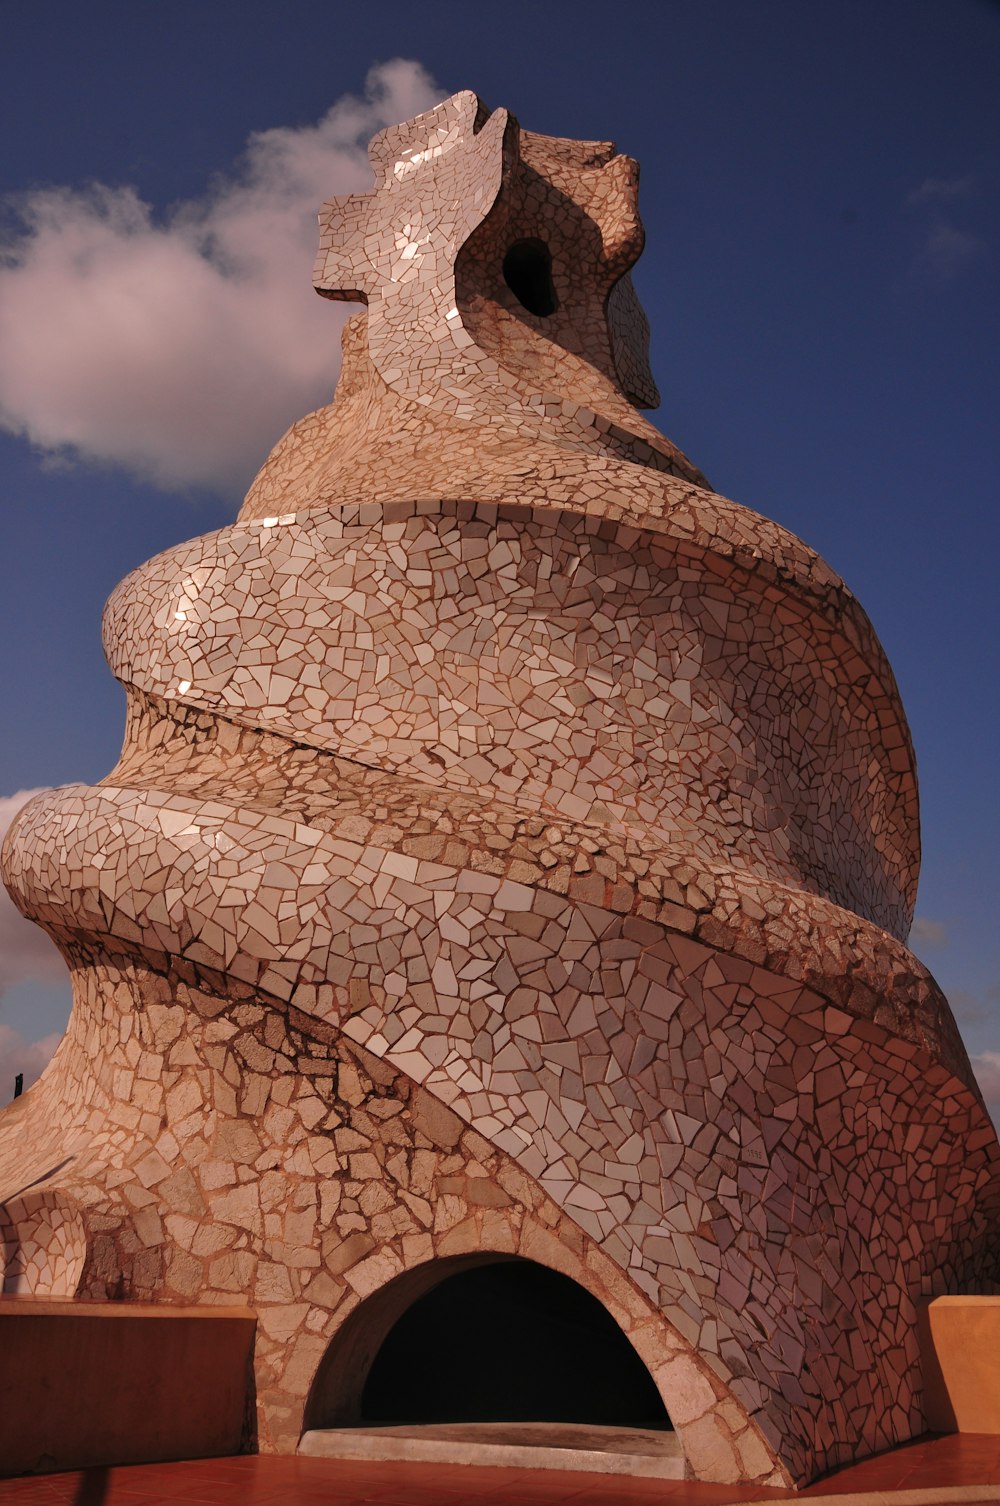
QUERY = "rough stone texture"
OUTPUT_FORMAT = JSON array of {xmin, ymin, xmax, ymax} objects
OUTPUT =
[{"xmin": 1, "ymin": 90, "xmax": 997, "ymax": 1486}]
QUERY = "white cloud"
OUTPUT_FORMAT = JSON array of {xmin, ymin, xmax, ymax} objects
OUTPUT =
[
  {"xmin": 910, "ymin": 915, "xmax": 948, "ymax": 948},
  {"xmin": 0, "ymin": 790, "xmax": 67, "ymax": 1002},
  {"xmin": 0, "ymin": 1024, "xmax": 61, "ymax": 1101},
  {"xmin": 913, "ymin": 221, "xmax": 986, "ymax": 283},
  {"xmin": 0, "ymin": 60, "xmax": 442, "ymax": 496},
  {"xmin": 906, "ymin": 173, "xmax": 976, "ymax": 207}
]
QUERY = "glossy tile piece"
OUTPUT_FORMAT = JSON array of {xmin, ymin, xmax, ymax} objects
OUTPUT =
[{"xmin": 1, "ymin": 91, "xmax": 997, "ymax": 1490}]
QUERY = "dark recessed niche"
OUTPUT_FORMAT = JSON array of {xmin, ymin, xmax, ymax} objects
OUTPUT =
[
  {"xmin": 359, "ymin": 1260, "xmax": 671, "ymax": 1428},
  {"xmin": 502, "ymin": 239, "xmax": 557, "ymax": 317}
]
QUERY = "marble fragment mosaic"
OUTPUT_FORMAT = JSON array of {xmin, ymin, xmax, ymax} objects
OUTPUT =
[{"xmin": 1, "ymin": 90, "xmax": 997, "ymax": 1487}]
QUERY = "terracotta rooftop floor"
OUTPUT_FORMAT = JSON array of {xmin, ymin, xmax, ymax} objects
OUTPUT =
[{"xmin": 1, "ymin": 1435, "xmax": 999, "ymax": 1506}]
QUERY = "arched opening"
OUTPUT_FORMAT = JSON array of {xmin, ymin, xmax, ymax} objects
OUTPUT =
[
  {"xmin": 503, "ymin": 239, "xmax": 558, "ymax": 317},
  {"xmin": 365, "ymin": 1259, "xmax": 670, "ymax": 1427},
  {"xmin": 304, "ymin": 1254, "xmax": 671, "ymax": 1434}
]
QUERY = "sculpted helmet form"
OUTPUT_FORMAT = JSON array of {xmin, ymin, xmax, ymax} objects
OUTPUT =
[{"xmin": 314, "ymin": 90, "xmax": 665, "ymax": 416}]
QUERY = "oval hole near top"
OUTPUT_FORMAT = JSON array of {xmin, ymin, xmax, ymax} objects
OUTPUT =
[{"xmin": 502, "ymin": 239, "xmax": 558, "ymax": 317}]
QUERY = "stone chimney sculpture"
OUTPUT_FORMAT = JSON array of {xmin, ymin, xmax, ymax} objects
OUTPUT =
[{"xmin": 2, "ymin": 91, "xmax": 997, "ymax": 1486}]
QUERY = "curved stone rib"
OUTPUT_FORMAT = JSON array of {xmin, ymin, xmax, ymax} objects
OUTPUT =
[
  {"xmin": 104, "ymin": 499, "xmax": 918, "ymax": 935},
  {"xmin": 1, "ymin": 775, "xmax": 969, "ymax": 1080}
]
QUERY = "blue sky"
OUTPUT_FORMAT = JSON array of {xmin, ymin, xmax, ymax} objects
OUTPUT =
[{"xmin": 0, "ymin": 0, "xmax": 997, "ymax": 1112}]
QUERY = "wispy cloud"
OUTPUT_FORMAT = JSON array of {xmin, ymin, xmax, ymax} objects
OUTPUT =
[
  {"xmin": 904, "ymin": 931, "xmax": 999, "ymax": 1119},
  {"xmin": 0, "ymin": 790, "xmax": 67, "ymax": 1002},
  {"xmin": 910, "ymin": 915, "xmax": 948, "ymax": 949},
  {"xmin": 906, "ymin": 173, "xmax": 976, "ymax": 207},
  {"xmin": 0, "ymin": 60, "xmax": 442, "ymax": 496},
  {"xmin": 971, "ymin": 1050, "xmax": 1000, "ymax": 1124},
  {"xmin": 949, "ymin": 980, "xmax": 1000, "ymax": 1027},
  {"xmin": 0, "ymin": 1024, "xmax": 61, "ymax": 1101},
  {"xmin": 913, "ymin": 221, "xmax": 987, "ymax": 283},
  {"xmin": 903, "ymin": 170, "xmax": 986, "ymax": 285}
]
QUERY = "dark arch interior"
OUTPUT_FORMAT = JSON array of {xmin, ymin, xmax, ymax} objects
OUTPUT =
[
  {"xmin": 503, "ymin": 238, "xmax": 558, "ymax": 317},
  {"xmin": 360, "ymin": 1260, "xmax": 672, "ymax": 1430}
]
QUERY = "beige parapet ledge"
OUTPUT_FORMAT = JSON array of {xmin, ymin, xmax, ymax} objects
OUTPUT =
[
  {"xmin": 0, "ymin": 1298, "xmax": 256, "ymax": 1476},
  {"xmin": 919, "ymin": 1296, "xmax": 1000, "ymax": 1435}
]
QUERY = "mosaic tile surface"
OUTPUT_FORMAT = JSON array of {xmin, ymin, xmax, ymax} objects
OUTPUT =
[{"xmin": 1, "ymin": 91, "xmax": 997, "ymax": 1488}]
